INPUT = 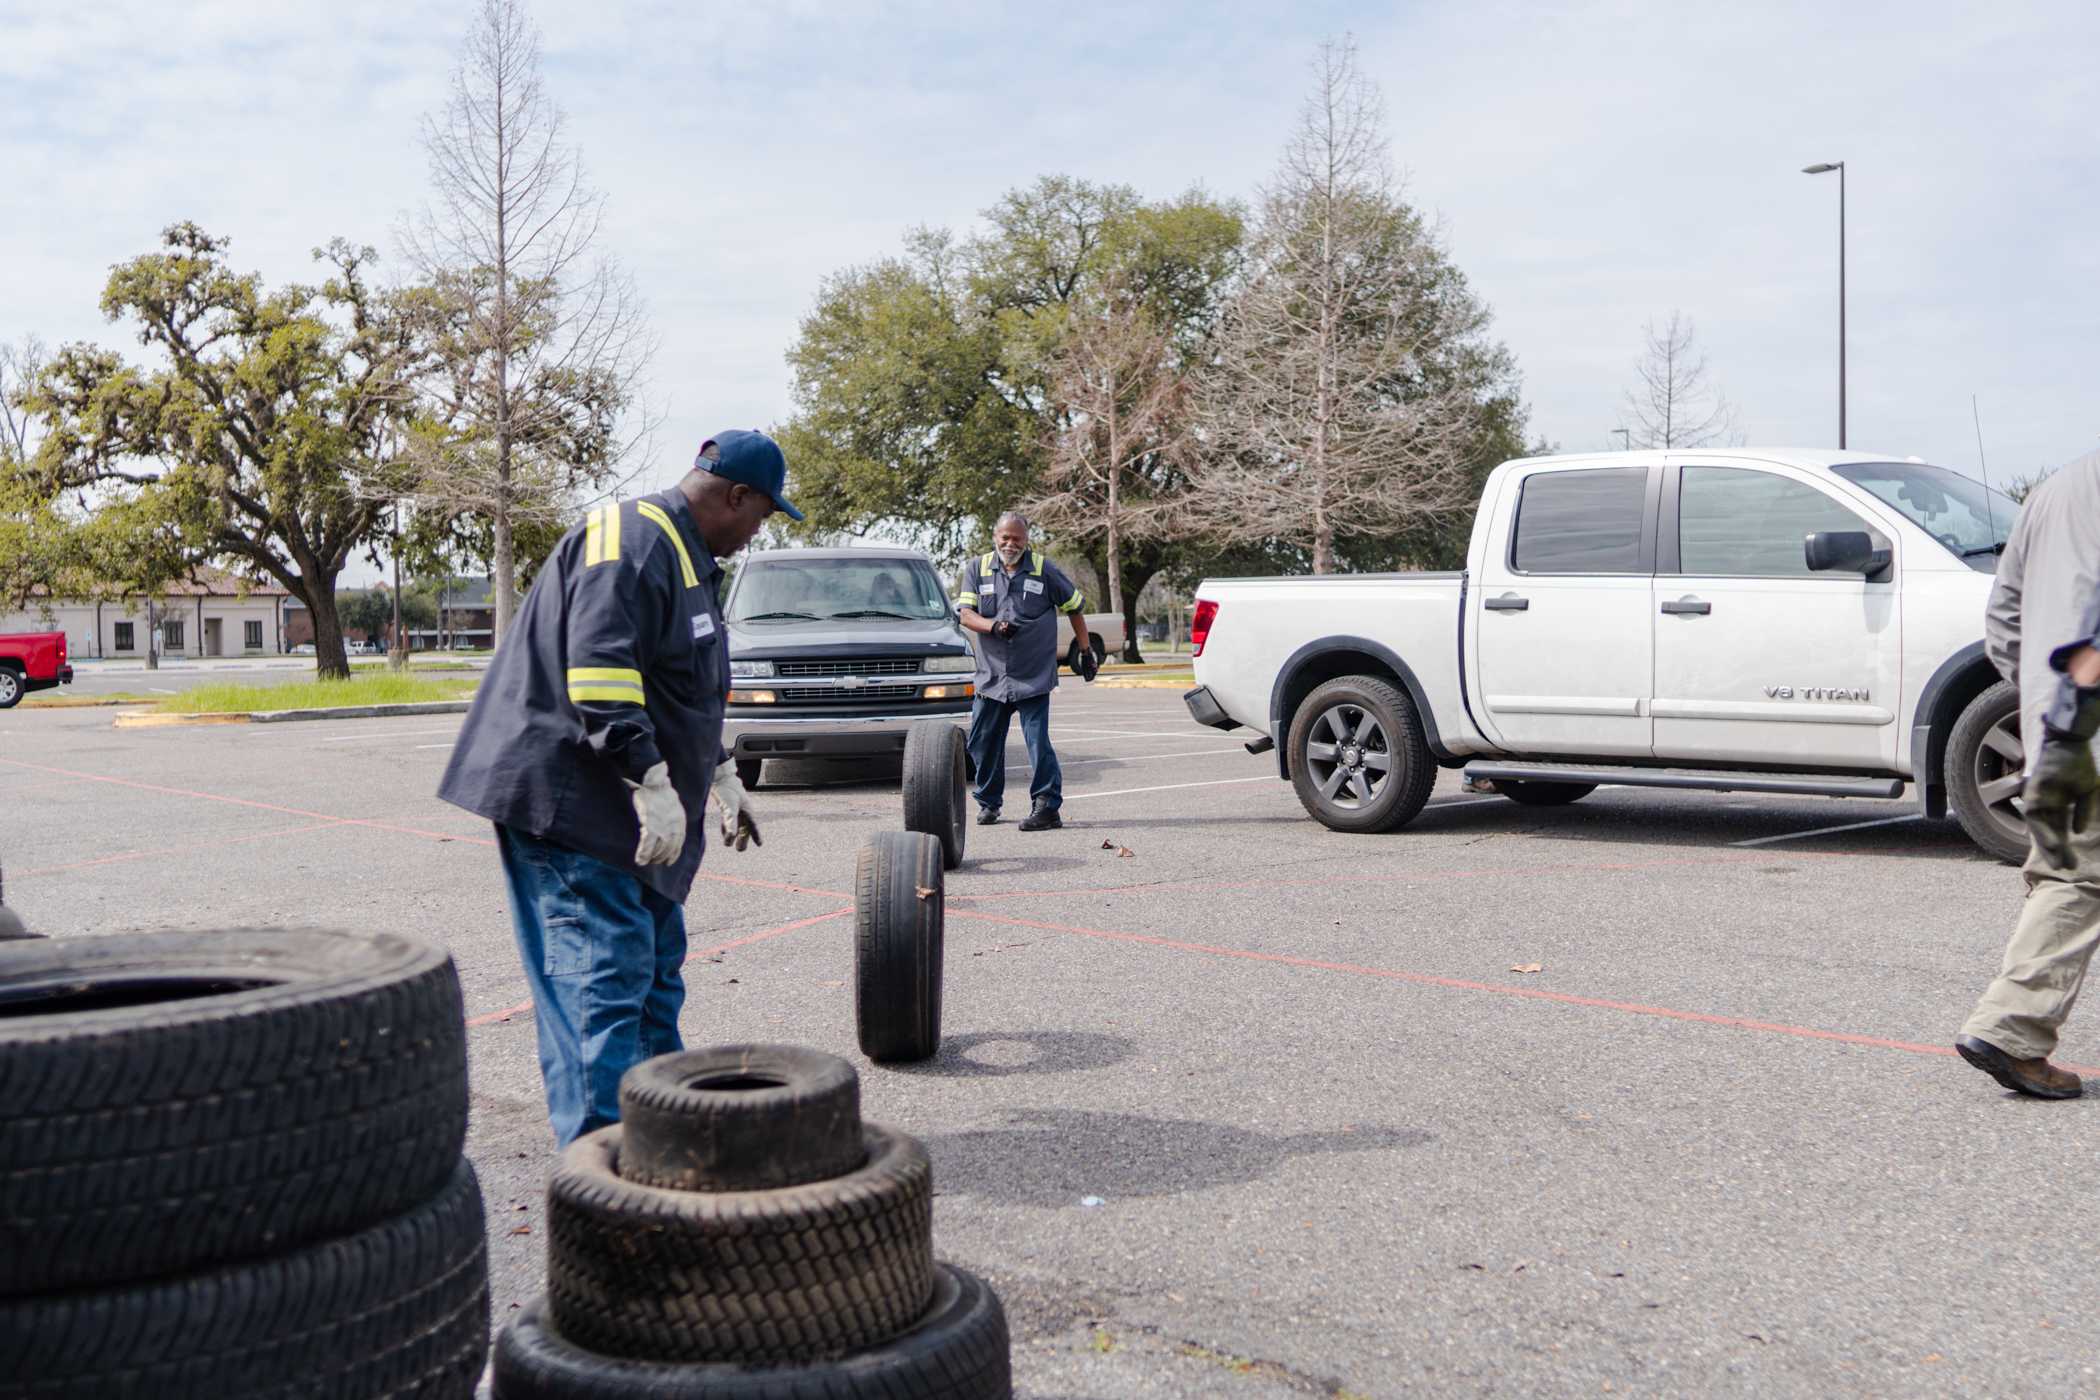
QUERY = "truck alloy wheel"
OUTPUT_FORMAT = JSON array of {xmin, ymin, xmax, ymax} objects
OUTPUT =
[
  {"xmin": 1286, "ymin": 675, "xmax": 1436, "ymax": 834},
  {"xmin": 0, "ymin": 668, "xmax": 20, "ymax": 709},
  {"xmin": 495, "ymin": 1265, "xmax": 1011, "ymax": 1399},
  {"xmin": 0, "ymin": 927, "xmax": 470, "ymax": 1297},
  {"xmin": 1946, "ymin": 679, "xmax": 2029, "ymax": 864},
  {"xmin": 1, "ymin": 1158, "xmax": 489, "ymax": 1400},
  {"xmin": 855, "ymin": 832, "xmax": 945, "ymax": 1063},
  {"xmin": 546, "ymin": 1123, "xmax": 935, "ymax": 1366},
  {"xmin": 901, "ymin": 722, "xmax": 968, "ymax": 871},
  {"xmin": 617, "ymin": 1045, "xmax": 867, "ymax": 1193}
]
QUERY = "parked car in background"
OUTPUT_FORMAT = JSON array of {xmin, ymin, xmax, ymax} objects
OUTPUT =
[
  {"xmin": 0, "ymin": 631, "xmax": 73, "ymax": 708},
  {"xmin": 722, "ymin": 548, "xmax": 980, "ymax": 787},
  {"xmin": 1186, "ymin": 450, "xmax": 2028, "ymax": 860}
]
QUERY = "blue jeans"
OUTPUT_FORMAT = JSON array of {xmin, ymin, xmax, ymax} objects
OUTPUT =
[
  {"xmin": 497, "ymin": 825, "xmax": 687, "ymax": 1147},
  {"xmin": 966, "ymin": 693, "xmax": 1061, "ymax": 814}
]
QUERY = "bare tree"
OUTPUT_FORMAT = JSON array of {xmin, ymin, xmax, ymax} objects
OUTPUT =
[
  {"xmin": 1618, "ymin": 312, "xmax": 1738, "ymax": 449},
  {"xmin": 1027, "ymin": 280, "xmax": 1193, "ymax": 657},
  {"xmin": 398, "ymin": 0, "xmax": 656, "ymax": 641},
  {"xmin": 1190, "ymin": 38, "xmax": 1487, "ymax": 574}
]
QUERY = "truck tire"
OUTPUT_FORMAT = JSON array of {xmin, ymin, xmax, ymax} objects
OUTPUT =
[
  {"xmin": 0, "ymin": 666, "xmax": 21, "ymax": 709},
  {"xmin": 495, "ymin": 1265, "xmax": 1011, "ymax": 1399},
  {"xmin": 855, "ymin": 833, "xmax": 944, "ymax": 1063},
  {"xmin": 0, "ymin": 1156, "xmax": 489, "ymax": 1400},
  {"xmin": 902, "ymin": 722, "xmax": 968, "ymax": 871},
  {"xmin": 1946, "ymin": 679, "xmax": 2030, "ymax": 864},
  {"xmin": 546, "ymin": 1124, "xmax": 934, "ymax": 1366},
  {"xmin": 1285, "ymin": 675, "xmax": 1436, "ymax": 835},
  {"xmin": 1088, "ymin": 633, "xmax": 1107, "ymax": 667},
  {"xmin": 734, "ymin": 759, "xmax": 762, "ymax": 791},
  {"xmin": 1498, "ymin": 780, "xmax": 1597, "ymax": 807},
  {"xmin": 0, "ymin": 927, "xmax": 469, "ymax": 1297},
  {"xmin": 617, "ymin": 1045, "xmax": 866, "ymax": 1193}
]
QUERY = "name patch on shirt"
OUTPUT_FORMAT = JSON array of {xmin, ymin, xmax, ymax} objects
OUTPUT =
[
  {"xmin": 1023, "ymin": 577, "xmax": 1045, "ymax": 595},
  {"xmin": 692, "ymin": 614, "xmax": 715, "ymax": 641}
]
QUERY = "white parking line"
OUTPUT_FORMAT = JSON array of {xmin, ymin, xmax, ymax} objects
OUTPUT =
[
  {"xmin": 1729, "ymin": 814, "xmax": 1924, "ymax": 848},
  {"xmin": 318, "ymin": 726, "xmax": 463, "ymax": 743},
  {"xmin": 414, "ymin": 743, "xmax": 457, "ymax": 751},
  {"xmin": 1015, "ymin": 746, "xmax": 1255, "ymax": 771},
  {"xmin": 1062, "ymin": 775, "xmax": 1281, "ymax": 802}
]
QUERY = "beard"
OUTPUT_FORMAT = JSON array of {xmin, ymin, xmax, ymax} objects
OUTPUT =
[{"xmin": 996, "ymin": 546, "xmax": 1024, "ymax": 567}]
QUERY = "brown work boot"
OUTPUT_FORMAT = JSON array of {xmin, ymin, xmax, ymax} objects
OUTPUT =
[{"xmin": 1955, "ymin": 1035, "xmax": 2083, "ymax": 1100}]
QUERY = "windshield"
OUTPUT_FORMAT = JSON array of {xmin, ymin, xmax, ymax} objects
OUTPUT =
[
  {"xmin": 1831, "ymin": 461, "xmax": 2016, "ymax": 572},
  {"xmin": 727, "ymin": 556, "xmax": 953, "ymax": 623}
]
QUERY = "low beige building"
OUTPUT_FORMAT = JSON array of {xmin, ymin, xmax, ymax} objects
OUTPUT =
[{"xmin": 0, "ymin": 568, "xmax": 292, "ymax": 659}]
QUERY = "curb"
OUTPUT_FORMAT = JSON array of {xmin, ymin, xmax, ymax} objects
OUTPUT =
[
  {"xmin": 114, "ymin": 700, "xmax": 473, "ymax": 729},
  {"xmin": 1093, "ymin": 677, "xmax": 1197, "ymax": 690}
]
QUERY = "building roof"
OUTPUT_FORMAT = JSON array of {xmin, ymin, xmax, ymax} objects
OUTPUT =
[{"xmin": 29, "ymin": 565, "xmax": 288, "ymax": 600}]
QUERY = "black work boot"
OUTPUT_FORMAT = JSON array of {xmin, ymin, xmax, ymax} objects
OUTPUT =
[
  {"xmin": 976, "ymin": 806, "xmax": 1001, "ymax": 826},
  {"xmin": 1018, "ymin": 802, "xmax": 1062, "ymax": 832}
]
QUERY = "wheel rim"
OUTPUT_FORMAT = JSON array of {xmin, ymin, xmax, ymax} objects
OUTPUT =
[
  {"xmin": 1971, "ymin": 709, "xmax": 2027, "ymax": 847},
  {"xmin": 1303, "ymin": 703, "xmax": 1392, "ymax": 811},
  {"xmin": 0, "ymin": 673, "xmax": 16, "ymax": 704}
]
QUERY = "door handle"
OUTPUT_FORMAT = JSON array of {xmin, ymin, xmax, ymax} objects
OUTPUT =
[
  {"xmin": 1484, "ymin": 594, "xmax": 1530, "ymax": 612},
  {"xmin": 1660, "ymin": 598, "xmax": 1712, "ymax": 616}
]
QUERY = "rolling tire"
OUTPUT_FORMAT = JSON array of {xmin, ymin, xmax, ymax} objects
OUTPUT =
[
  {"xmin": 734, "ymin": 759, "xmax": 762, "ymax": 791},
  {"xmin": 1946, "ymin": 679, "xmax": 2030, "ymax": 864},
  {"xmin": 1498, "ymin": 780, "xmax": 1597, "ymax": 807},
  {"xmin": 1285, "ymin": 675, "xmax": 1436, "ymax": 835},
  {"xmin": 617, "ymin": 1045, "xmax": 865, "ymax": 1193},
  {"xmin": 0, "ymin": 927, "xmax": 469, "ymax": 1296},
  {"xmin": 0, "ymin": 1156, "xmax": 489, "ymax": 1400},
  {"xmin": 0, "ymin": 668, "xmax": 20, "ymax": 709},
  {"xmin": 494, "ymin": 1265, "xmax": 1011, "ymax": 1399},
  {"xmin": 546, "ymin": 1123, "xmax": 934, "ymax": 1366},
  {"xmin": 902, "ymin": 722, "xmax": 968, "ymax": 871},
  {"xmin": 855, "ymin": 832, "xmax": 944, "ymax": 1063}
]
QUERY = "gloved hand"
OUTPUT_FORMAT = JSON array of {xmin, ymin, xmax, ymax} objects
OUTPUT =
[
  {"xmin": 2025, "ymin": 686, "xmax": 2100, "ymax": 870},
  {"xmin": 712, "ymin": 766, "xmax": 762, "ymax": 852},
  {"xmin": 624, "ymin": 762, "xmax": 686, "ymax": 866},
  {"xmin": 1075, "ymin": 645, "xmax": 1100, "ymax": 683},
  {"xmin": 991, "ymin": 619, "xmax": 1018, "ymax": 641}
]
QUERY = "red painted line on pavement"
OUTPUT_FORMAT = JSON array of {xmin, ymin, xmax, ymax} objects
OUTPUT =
[
  {"xmin": 14, "ymin": 820, "xmax": 354, "ymax": 877},
  {"xmin": 464, "ymin": 907, "xmax": 853, "ymax": 1029},
  {"xmin": 947, "ymin": 907, "xmax": 2097, "ymax": 1074}
]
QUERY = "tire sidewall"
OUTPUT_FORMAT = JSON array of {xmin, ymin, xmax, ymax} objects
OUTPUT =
[
  {"xmin": 0, "ymin": 669, "xmax": 20, "ymax": 708},
  {"xmin": 1286, "ymin": 676, "xmax": 1433, "ymax": 834},
  {"xmin": 1946, "ymin": 679, "xmax": 2030, "ymax": 864}
]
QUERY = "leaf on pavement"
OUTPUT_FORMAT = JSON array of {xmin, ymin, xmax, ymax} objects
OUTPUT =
[{"xmin": 1510, "ymin": 963, "xmax": 1543, "ymax": 974}]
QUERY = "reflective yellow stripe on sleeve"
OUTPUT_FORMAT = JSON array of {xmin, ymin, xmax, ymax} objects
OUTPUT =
[
  {"xmin": 584, "ymin": 508, "xmax": 603, "ymax": 566},
  {"xmin": 565, "ymin": 665, "xmax": 645, "ymax": 706},
  {"xmin": 956, "ymin": 592, "xmax": 980, "ymax": 607},
  {"xmin": 635, "ymin": 502, "xmax": 700, "ymax": 588},
  {"xmin": 1058, "ymin": 592, "xmax": 1084, "ymax": 614}
]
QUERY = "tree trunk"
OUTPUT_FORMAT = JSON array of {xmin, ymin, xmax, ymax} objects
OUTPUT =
[
  {"xmin": 1313, "ymin": 497, "xmax": 1335, "ymax": 575},
  {"xmin": 306, "ymin": 578, "xmax": 352, "ymax": 680},
  {"xmin": 491, "ymin": 489, "xmax": 516, "ymax": 649},
  {"xmin": 1119, "ymin": 559, "xmax": 1159, "ymax": 665}
]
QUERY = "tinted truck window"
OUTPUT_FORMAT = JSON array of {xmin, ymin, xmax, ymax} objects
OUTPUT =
[
  {"xmin": 1679, "ymin": 467, "xmax": 1868, "ymax": 577},
  {"xmin": 1511, "ymin": 467, "xmax": 1648, "ymax": 573}
]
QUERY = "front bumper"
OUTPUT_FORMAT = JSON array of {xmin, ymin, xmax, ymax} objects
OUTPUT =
[{"xmin": 725, "ymin": 701, "xmax": 975, "ymax": 761}]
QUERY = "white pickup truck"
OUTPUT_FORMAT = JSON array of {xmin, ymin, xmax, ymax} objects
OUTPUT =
[{"xmin": 1184, "ymin": 449, "xmax": 2029, "ymax": 860}]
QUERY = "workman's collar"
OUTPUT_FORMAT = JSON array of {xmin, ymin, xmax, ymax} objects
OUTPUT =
[
  {"xmin": 654, "ymin": 489, "xmax": 720, "ymax": 576},
  {"xmin": 993, "ymin": 549, "xmax": 1035, "ymax": 575}
]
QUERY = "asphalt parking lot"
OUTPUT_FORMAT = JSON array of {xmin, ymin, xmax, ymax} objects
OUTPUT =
[{"xmin": 5, "ymin": 684, "xmax": 2099, "ymax": 1397}]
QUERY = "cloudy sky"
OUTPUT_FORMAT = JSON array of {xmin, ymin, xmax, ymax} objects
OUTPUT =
[{"xmin": 6, "ymin": 0, "xmax": 2095, "ymax": 579}]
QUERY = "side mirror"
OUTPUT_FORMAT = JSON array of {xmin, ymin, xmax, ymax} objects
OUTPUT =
[{"xmin": 1805, "ymin": 530, "xmax": 1890, "ymax": 576}]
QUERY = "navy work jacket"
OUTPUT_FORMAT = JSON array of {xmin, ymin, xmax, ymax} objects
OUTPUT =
[
  {"xmin": 439, "ymin": 490, "xmax": 729, "ymax": 902},
  {"xmin": 955, "ymin": 549, "xmax": 1082, "ymax": 703}
]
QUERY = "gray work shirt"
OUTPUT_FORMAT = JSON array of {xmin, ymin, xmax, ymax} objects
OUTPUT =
[
  {"xmin": 955, "ymin": 550, "xmax": 1083, "ymax": 703},
  {"xmin": 1985, "ymin": 457, "xmax": 2100, "ymax": 764}
]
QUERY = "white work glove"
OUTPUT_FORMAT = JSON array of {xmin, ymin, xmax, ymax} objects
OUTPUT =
[
  {"xmin": 624, "ymin": 761, "xmax": 687, "ymax": 866},
  {"xmin": 712, "ymin": 767, "xmax": 763, "ymax": 852}
]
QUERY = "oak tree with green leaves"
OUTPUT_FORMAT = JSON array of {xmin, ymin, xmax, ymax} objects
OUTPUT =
[{"xmin": 18, "ymin": 224, "xmax": 424, "ymax": 678}]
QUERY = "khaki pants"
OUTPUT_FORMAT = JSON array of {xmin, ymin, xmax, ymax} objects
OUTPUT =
[{"xmin": 1962, "ymin": 819, "xmax": 2100, "ymax": 1060}]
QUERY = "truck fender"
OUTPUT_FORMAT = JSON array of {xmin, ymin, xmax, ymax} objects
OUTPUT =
[
  {"xmin": 1266, "ymin": 636, "xmax": 1453, "ymax": 779},
  {"xmin": 1909, "ymin": 641, "xmax": 1997, "ymax": 820}
]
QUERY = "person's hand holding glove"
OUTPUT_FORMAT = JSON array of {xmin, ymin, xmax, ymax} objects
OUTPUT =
[
  {"xmin": 712, "ymin": 766, "xmax": 762, "ymax": 852},
  {"xmin": 624, "ymin": 762, "xmax": 686, "ymax": 866},
  {"xmin": 2026, "ymin": 684, "xmax": 2100, "ymax": 870}
]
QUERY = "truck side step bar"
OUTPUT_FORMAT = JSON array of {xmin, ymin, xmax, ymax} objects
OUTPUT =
[{"xmin": 1462, "ymin": 762, "xmax": 1906, "ymax": 801}]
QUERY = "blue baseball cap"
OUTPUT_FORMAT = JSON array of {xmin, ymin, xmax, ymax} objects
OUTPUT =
[{"xmin": 696, "ymin": 429, "xmax": 803, "ymax": 521}]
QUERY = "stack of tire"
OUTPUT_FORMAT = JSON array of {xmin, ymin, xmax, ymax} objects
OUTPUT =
[
  {"xmin": 0, "ymin": 927, "xmax": 489, "ymax": 1400},
  {"xmin": 494, "ymin": 1045, "xmax": 1011, "ymax": 1399}
]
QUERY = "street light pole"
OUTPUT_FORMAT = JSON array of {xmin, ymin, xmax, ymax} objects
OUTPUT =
[
  {"xmin": 1610, "ymin": 428, "xmax": 1631, "ymax": 451},
  {"xmin": 1802, "ymin": 160, "xmax": 1846, "ymax": 448}
]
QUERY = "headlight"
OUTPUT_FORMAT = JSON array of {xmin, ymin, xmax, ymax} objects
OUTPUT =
[
  {"xmin": 729, "ymin": 659, "xmax": 775, "ymax": 679},
  {"xmin": 923, "ymin": 654, "xmax": 974, "ymax": 674}
]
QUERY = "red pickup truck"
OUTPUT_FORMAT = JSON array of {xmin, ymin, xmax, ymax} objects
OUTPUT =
[{"xmin": 0, "ymin": 631, "xmax": 73, "ymax": 708}]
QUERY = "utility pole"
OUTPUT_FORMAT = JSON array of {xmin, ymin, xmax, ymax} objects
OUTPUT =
[
  {"xmin": 1802, "ymin": 161, "xmax": 1847, "ymax": 448},
  {"xmin": 390, "ymin": 502, "xmax": 406, "ymax": 671}
]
